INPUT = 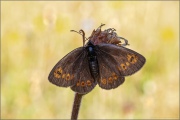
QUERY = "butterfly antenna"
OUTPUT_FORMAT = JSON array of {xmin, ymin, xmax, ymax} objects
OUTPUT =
[{"xmin": 70, "ymin": 29, "xmax": 88, "ymax": 46}]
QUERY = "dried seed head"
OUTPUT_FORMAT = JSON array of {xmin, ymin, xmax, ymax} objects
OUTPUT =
[{"xmin": 88, "ymin": 24, "xmax": 129, "ymax": 46}]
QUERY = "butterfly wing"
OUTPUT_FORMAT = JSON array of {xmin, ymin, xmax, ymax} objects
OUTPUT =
[
  {"xmin": 71, "ymin": 54, "xmax": 97, "ymax": 94},
  {"xmin": 48, "ymin": 47, "xmax": 86, "ymax": 87},
  {"xmin": 96, "ymin": 49, "xmax": 125, "ymax": 90},
  {"xmin": 97, "ymin": 43, "xmax": 146, "ymax": 76},
  {"xmin": 95, "ymin": 43, "xmax": 145, "ymax": 90}
]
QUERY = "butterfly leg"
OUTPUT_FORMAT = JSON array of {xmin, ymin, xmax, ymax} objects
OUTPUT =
[{"xmin": 118, "ymin": 37, "xmax": 129, "ymax": 46}]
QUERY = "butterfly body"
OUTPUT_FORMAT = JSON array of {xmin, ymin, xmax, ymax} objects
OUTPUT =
[{"xmin": 86, "ymin": 42, "xmax": 99, "ymax": 81}]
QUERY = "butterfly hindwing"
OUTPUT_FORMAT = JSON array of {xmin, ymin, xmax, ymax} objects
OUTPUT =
[
  {"xmin": 48, "ymin": 47, "xmax": 85, "ymax": 87},
  {"xmin": 71, "ymin": 55, "xmax": 97, "ymax": 93},
  {"xmin": 97, "ymin": 44, "xmax": 146, "ymax": 76},
  {"xmin": 96, "ymin": 50, "xmax": 125, "ymax": 90}
]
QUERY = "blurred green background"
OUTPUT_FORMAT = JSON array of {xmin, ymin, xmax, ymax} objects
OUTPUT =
[{"xmin": 1, "ymin": 1, "xmax": 179, "ymax": 119}]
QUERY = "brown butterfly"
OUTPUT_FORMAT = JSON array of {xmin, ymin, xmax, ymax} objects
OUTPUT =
[{"xmin": 48, "ymin": 24, "xmax": 146, "ymax": 94}]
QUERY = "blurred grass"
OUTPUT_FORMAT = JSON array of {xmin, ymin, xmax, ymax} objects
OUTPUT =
[{"xmin": 1, "ymin": 1, "xmax": 179, "ymax": 119}]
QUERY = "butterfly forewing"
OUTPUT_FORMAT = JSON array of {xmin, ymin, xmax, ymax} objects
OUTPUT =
[
  {"xmin": 97, "ymin": 44, "xmax": 146, "ymax": 76},
  {"xmin": 71, "ymin": 55, "xmax": 97, "ymax": 93},
  {"xmin": 48, "ymin": 47, "xmax": 85, "ymax": 87}
]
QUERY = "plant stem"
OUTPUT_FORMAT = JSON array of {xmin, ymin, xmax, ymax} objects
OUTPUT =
[{"xmin": 71, "ymin": 93, "xmax": 84, "ymax": 120}]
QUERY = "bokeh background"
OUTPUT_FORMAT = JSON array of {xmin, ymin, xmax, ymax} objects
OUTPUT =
[{"xmin": 1, "ymin": 1, "xmax": 179, "ymax": 119}]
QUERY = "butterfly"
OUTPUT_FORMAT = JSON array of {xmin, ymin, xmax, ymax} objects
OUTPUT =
[{"xmin": 48, "ymin": 24, "xmax": 146, "ymax": 94}]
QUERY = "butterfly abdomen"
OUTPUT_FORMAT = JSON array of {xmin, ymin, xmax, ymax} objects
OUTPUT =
[
  {"xmin": 89, "ymin": 60, "xmax": 99, "ymax": 78},
  {"xmin": 87, "ymin": 44, "xmax": 99, "ymax": 80}
]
